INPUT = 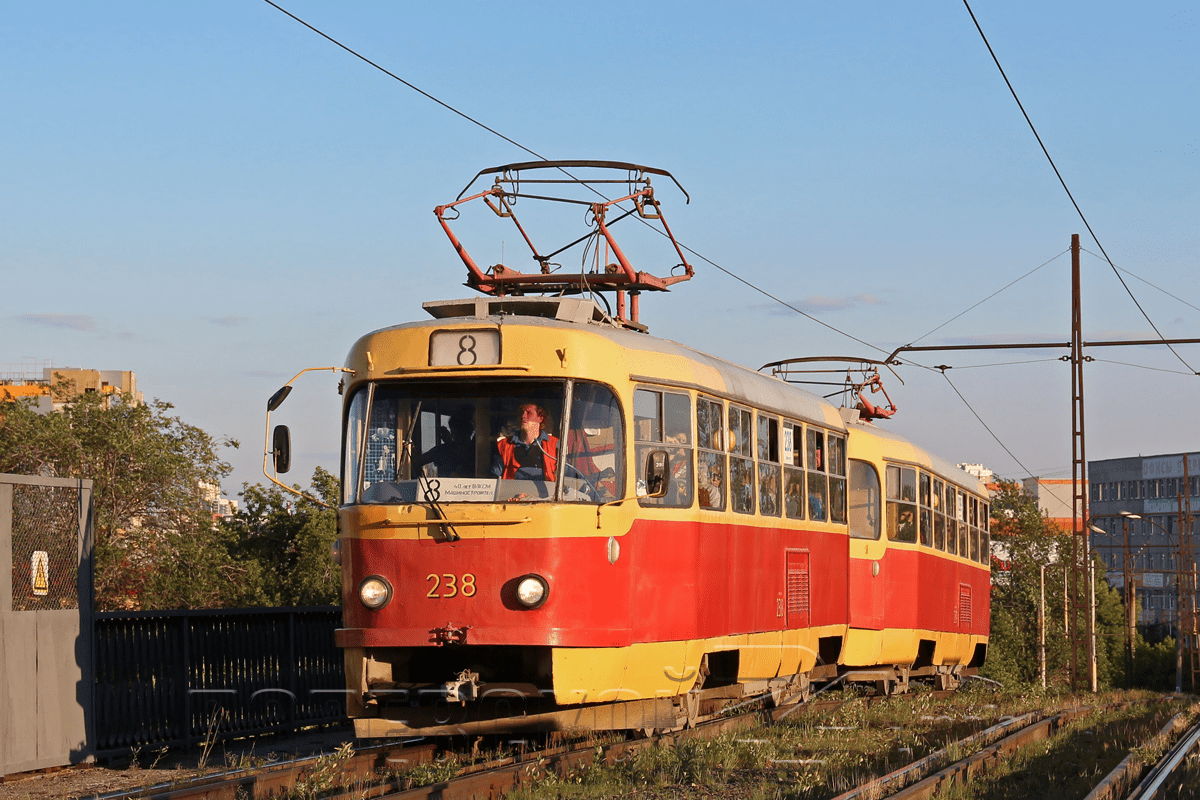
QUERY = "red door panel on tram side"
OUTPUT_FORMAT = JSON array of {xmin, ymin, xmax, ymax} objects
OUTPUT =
[
  {"xmin": 883, "ymin": 548, "xmax": 921, "ymax": 629},
  {"xmin": 848, "ymin": 554, "xmax": 885, "ymax": 629}
]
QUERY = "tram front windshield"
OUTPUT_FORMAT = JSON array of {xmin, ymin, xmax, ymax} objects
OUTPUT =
[{"xmin": 343, "ymin": 380, "xmax": 623, "ymax": 505}]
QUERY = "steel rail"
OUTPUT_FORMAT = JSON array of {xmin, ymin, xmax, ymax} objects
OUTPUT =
[
  {"xmin": 89, "ymin": 688, "xmax": 963, "ymax": 800},
  {"xmin": 88, "ymin": 740, "xmax": 438, "ymax": 800},
  {"xmin": 831, "ymin": 711, "xmax": 1043, "ymax": 800},
  {"xmin": 1127, "ymin": 715, "xmax": 1200, "ymax": 799},
  {"xmin": 874, "ymin": 701, "xmax": 1164, "ymax": 800},
  {"xmin": 885, "ymin": 711, "xmax": 1077, "ymax": 799},
  {"xmin": 1084, "ymin": 709, "xmax": 1189, "ymax": 800}
]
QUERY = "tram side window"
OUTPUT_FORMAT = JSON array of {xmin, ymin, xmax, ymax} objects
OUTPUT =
[
  {"xmin": 982, "ymin": 502, "xmax": 991, "ymax": 565},
  {"xmin": 729, "ymin": 405, "xmax": 755, "ymax": 514},
  {"xmin": 918, "ymin": 472, "xmax": 933, "ymax": 547},
  {"xmin": 783, "ymin": 422, "xmax": 805, "ymax": 520},
  {"xmin": 828, "ymin": 434, "xmax": 847, "ymax": 523},
  {"xmin": 944, "ymin": 483, "xmax": 958, "ymax": 555},
  {"xmin": 564, "ymin": 382, "xmax": 624, "ymax": 503},
  {"xmin": 957, "ymin": 490, "xmax": 969, "ymax": 556},
  {"xmin": 807, "ymin": 428, "xmax": 827, "ymax": 521},
  {"xmin": 886, "ymin": 465, "xmax": 918, "ymax": 543},
  {"xmin": 757, "ymin": 413, "xmax": 781, "ymax": 517},
  {"xmin": 848, "ymin": 459, "xmax": 881, "ymax": 539},
  {"xmin": 697, "ymin": 397, "xmax": 726, "ymax": 510},
  {"xmin": 343, "ymin": 389, "xmax": 370, "ymax": 504},
  {"xmin": 969, "ymin": 496, "xmax": 980, "ymax": 561},
  {"xmin": 933, "ymin": 477, "xmax": 946, "ymax": 551},
  {"xmin": 635, "ymin": 388, "xmax": 693, "ymax": 507}
]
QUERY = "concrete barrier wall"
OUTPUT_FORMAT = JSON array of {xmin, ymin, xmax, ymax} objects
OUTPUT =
[{"xmin": 0, "ymin": 474, "xmax": 94, "ymax": 776}]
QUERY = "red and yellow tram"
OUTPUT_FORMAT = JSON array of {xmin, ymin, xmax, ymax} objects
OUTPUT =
[{"xmin": 266, "ymin": 163, "xmax": 990, "ymax": 737}]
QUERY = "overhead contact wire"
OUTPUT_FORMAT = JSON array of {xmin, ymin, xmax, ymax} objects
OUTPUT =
[
  {"xmin": 907, "ymin": 249, "xmax": 1068, "ymax": 346},
  {"xmin": 261, "ymin": 0, "xmax": 899, "ymax": 360},
  {"xmin": 1082, "ymin": 248, "xmax": 1200, "ymax": 315},
  {"xmin": 941, "ymin": 372, "xmax": 1040, "ymax": 483},
  {"xmin": 962, "ymin": 0, "xmax": 1197, "ymax": 375},
  {"xmin": 261, "ymin": 0, "xmax": 548, "ymax": 162}
]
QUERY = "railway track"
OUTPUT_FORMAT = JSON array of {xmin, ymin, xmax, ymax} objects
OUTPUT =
[{"xmin": 86, "ymin": 691, "xmax": 1198, "ymax": 800}]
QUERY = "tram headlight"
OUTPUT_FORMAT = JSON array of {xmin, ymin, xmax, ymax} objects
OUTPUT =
[
  {"xmin": 515, "ymin": 574, "xmax": 549, "ymax": 609},
  {"xmin": 358, "ymin": 576, "xmax": 392, "ymax": 609},
  {"xmin": 330, "ymin": 538, "xmax": 341, "ymax": 566}
]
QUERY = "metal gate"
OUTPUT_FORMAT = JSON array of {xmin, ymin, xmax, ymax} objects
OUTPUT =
[{"xmin": 0, "ymin": 474, "xmax": 94, "ymax": 776}]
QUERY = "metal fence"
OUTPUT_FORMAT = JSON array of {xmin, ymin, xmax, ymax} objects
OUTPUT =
[{"xmin": 93, "ymin": 607, "xmax": 346, "ymax": 754}]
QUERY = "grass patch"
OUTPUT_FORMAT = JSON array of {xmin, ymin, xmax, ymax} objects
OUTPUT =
[
  {"xmin": 505, "ymin": 684, "xmax": 1049, "ymax": 799},
  {"xmin": 943, "ymin": 696, "xmax": 1191, "ymax": 800}
]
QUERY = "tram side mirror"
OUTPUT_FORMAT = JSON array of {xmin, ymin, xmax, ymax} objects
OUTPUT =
[
  {"xmin": 272, "ymin": 425, "xmax": 292, "ymax": 474},
  {"xmin": 644, "ymin": 450, "xmax": 669, "ymax": 498}
]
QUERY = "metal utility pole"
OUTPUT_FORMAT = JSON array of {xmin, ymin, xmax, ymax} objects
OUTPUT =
[
  {"xmin": 1177, "ymin": 490, "xmax": 1185, "ymax": 693},
  {"xmin": 1122, "ymin": 516, "xmax": 1134, "ymax": 679},
  {"xmin": 1069, "ymin": 233, "xmax": 1098, "ymax": 693},
  {"xmin": 1176, "ymin": 457, "xmax": 1193, "ymax": 693},
  {"xmin": 1186, "ymin": 460, "xmax": 1199, "ymax": 691},
  {"xmin": 1039, "ymin": 564, "xmax": 1047, "ymax": 688}
]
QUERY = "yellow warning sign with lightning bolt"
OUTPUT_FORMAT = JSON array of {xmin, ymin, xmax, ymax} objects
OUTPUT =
[{"xmin": 31, "ymin": 551, "xmax": 50, "ymax": 597}]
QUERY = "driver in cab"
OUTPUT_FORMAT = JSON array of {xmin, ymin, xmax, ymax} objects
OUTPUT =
[{"xmin": 491, "ymin": 403, "xmax": 558, "ymax": 481}]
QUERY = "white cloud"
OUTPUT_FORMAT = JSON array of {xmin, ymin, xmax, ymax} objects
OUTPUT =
[
  {"xmin": 760, "ymin": 294, "xmax": 884, "ymax": 316},
  {"xmin": 18, "ymin": 313, "xmax": 96, "ymax": 332}
]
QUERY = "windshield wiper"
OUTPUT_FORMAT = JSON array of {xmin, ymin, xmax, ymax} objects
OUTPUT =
[{"xmin": 404, "ymin": 402, "xmax": 460, "ymax": 541}]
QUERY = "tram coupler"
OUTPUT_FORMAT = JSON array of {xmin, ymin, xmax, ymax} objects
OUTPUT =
[{"xmin": 444, "ymin": 670, "xmax": 482, "ymax": 704}]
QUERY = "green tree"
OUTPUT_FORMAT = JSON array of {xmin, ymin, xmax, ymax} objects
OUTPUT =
[
  {"xmin": 0, "ymin": 389, "xmax": 239, "ymax": 609},
  {"xmin": 220, "ymin": 468, "xmax": 341, "ymax": 607},
  {"xmin": 984, "ymin": 480, "xmax": 1128, "ymax": 691},
  {"xmin": 1131, "ymin": 635, "xmax": 1177, "ymax": 690}
]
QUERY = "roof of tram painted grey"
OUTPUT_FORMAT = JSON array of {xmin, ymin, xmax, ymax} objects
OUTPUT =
[{"xmin": 853, "ymin": 420, "xmax": 988, "ymax": 495}]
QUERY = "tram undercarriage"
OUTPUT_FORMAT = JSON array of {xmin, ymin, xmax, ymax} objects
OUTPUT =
[{"xmin": 345, "ymin": 638, "xmax": 982, "ymax": 738}]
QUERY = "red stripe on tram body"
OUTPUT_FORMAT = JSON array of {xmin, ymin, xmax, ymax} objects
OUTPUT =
[{"xmin": 336, "ymin": 518, "xmax": 987, "ymax": 650}]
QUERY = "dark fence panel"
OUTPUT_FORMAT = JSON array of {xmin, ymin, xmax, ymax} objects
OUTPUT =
[{"xmin": 94, "ymin": 607, "xmax": 344, "ymax": 754}]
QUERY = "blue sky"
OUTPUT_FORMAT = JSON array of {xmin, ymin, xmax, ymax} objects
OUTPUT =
[{"xmin": 3, "ymin": 1, "xmax": 1197, "ymax": 499}]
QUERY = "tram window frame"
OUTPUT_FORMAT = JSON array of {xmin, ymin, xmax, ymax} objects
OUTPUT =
[
  {"xmin": 729, "ymin": 404, "xmax": 755, "ymax": 515},
  {"xmin": 350, "ymin": 379, "xmax": 583, "ymax": 505},
  {"xmin": 848, "ymin": 459, "xmax": 881, "ymax": 539},
  {"xmin": 918, "ymin": 471, "xmax": 933, "ymax": 548},
  {"xmin": 563, "ymin": 381, "xmax": 625, "ymax": 505},
  {"xmin": 828, "ymin": 433, "xmax": 847, "ymax": 523},
  {"xmin": 957, "ymin": 490, "xmax": 969, "ymax": 556},
  {"xmin": 697, "ymin": 397, "xmax": 726, "ymax": 511},
  {"xmin": 969, "ymin": 496, "xmax": 980, "ymax": 561},
  {"xmin": 981, "ymin": 501, "xmax": 990, "ymax": 566},
  {"xmin": 944, "ymin": 483, "xmax": 958, "ymax": 555},
  {"xmin": 634, "ymin": 387, "xmax": 693, "ymax": 508},
  {"xmin": 343, "ymin": 387, "xmax": 370, "ymax": 505},
  {"xmin": 932, "ymin": 477, "xmax": 946, "ymax": 551},
  {"xmin": 885, "ymin": 464, "xmax": 918, "ymax": 543},
  {"xmin": 757, "ymin": 413, "xmax": 781, "ymax": 517},
  {"xmin": 783, "ymin": 422, "xmax": 805, "ymax": 520},
  {"xmin": 807, "ymin": 428, "xmax": 828, "ymax": 522}
]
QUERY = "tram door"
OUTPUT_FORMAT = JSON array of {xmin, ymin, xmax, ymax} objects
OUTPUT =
[{"xmin": 847, "ymin": 460, "xmax": 885, "ymax": 629}]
